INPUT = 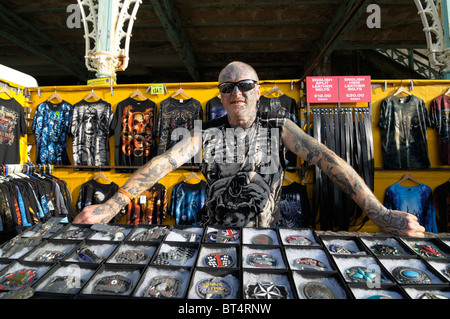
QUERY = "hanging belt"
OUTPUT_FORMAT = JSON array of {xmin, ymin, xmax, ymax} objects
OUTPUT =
[{"xmin": 311, "ymin": 108, "xmax": 322, "ymax": 228}]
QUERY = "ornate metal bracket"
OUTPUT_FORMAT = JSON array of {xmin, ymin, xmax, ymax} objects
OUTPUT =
[
  {"xmin": 414, "ymin": 0, "xmax": 450, "ymax": 75},
  {"xmin": 77, "ymin": 0, "xmax": 142, "ymax": 80}
]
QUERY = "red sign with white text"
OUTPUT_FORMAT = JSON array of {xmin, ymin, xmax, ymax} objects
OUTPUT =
[
  {"xmin": 306, "ymin": 76, "xmax": 339, "ymax": 103},
  {"xmin": 338, "ymin": 76, "xmax": 371, "ymax": 103},
  {"xmin": 306, "ymin": 76, "xmax": 372, "ymax": 103}
]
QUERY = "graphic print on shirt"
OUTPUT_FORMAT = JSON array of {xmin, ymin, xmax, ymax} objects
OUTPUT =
[
  {"xmin": 0, "ymin": 106, "xmax": 19, "ymax": 145},
  {"xmin": 71, "ymin": 100, "xmax": 113, "ymax": 166},
  {"xmin": 378, "ymin": 95, "xmax": 430, "ymax": 169},
  {"xmin": 32, "ymin": 101, "xmax": 72, "ymax": 165},
  {"xmin": 201, "ymin": 112, "xmax": 286, "ymax": 228},
  {"xmin": 121, "ymin": 105, "xmax": 155, "ymax": 158}
]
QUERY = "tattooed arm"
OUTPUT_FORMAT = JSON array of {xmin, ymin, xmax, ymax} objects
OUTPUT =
[
  {"xmin": 73, "ymin": 130, "xmax": 202, "ymax": 224},
  {"xmin": 281, "ymin": 119, "xmax": 425, "ymax": 237}
]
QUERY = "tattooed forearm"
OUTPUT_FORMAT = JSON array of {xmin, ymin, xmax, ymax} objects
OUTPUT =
[{"xmin": 282, "ymin": 119, "xmax": 390, "ymax": 226}]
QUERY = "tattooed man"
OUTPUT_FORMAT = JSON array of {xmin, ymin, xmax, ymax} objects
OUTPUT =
[{"xmin": 74, "ymin": 62, "xmax": 425, "ymax": 237}]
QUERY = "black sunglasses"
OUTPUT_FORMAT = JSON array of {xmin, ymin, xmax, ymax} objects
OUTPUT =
[{"xmin": 218, "ymin": 79, "xmax": 258, "ymax": 94}]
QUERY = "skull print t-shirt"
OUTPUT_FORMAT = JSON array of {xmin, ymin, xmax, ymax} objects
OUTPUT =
[
  {"xmin": 71, "ymin": 99, "xmax": 113, "ymax": 167},
  {"xmin": 110, "ymin": 97, "xmax": 158, "ymax": 172},
  {"xmin": 201, "ymin": 112, "xmax": 287, "ymax": 228}
]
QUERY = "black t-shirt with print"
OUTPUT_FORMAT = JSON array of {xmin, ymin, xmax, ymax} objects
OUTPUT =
[
  {"xmin": 201, "ymin": 112, "xmax": 287, "ymax": 228},
  {"xmin": 0, "ymin": 97, "xmax": 26, "ymax": 164}
]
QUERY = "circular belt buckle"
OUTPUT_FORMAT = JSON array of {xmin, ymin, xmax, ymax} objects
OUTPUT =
[
  {"xmin": 204, "ymin": 253, "xmax": 235, "ymax": 268},
  {"xmin": 247, "ymin": 253, "xmax": 277, "ymax": 268},
  {"xmin": 412, "ymin": 243, "xmax": 443, "ymax": 258},
  {"xmin": 300, "ymin": 282, "xmax": 335, "ymax": 299},
  {"xmin": 245, "ymin": 282, "xmax": 289, "ymax": 299},
  {"xmin": 144, "ymin": 276, "xmax": 182, "ymax": 298},
  {"xmin": 93, "ymin": 275, "xmax": 132, "ymax": 294},
  {"xmin": 196, "ymin": 278, "xmax": 232, "ymax": 299},
  {"xmin": 392, "ymin": 266, "xmax": 432, "ymax": 284},
  {"xmin": 251, "ymin": 234, "xmax": 273, "ymax": 245},
  {"xmin": 115, "ymin": 250, "xmax": 147, "ymax": 264},
  {"xmin": 344, "ymin": 266, "xmax": 385, "ymax": 284},
  {"xmin": 293, "ymin": 258, "xmax": 327, "ymax": 271},
  {"xmin": 370, "ymin": 243, "xmax": 403, "ymax": 256},
  {"xmin": 285, "ymin": 235, "xmax": 312, "ymax": 246}
]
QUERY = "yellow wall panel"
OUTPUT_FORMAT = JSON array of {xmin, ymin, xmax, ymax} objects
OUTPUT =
[{"xmin": 22, "ymin": 79, "xmax": 449, "ymax": 232}]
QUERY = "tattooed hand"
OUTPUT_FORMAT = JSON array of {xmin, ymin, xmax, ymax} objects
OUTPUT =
[
  {"xmin": 372, "ymin": 209, "xmax": 425, "ymax": 237},
  {"xmin": 73, "ymin": 203, "xmax": 117, "ymax": 224},
  {"xmin": 281, "ymin": 118, "xmax": 425, "ymax": 237}
]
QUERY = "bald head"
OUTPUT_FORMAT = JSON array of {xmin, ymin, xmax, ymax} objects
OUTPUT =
[{"xmin": 218, "ymin": 61, "xmax": 259, "ymax": 84}]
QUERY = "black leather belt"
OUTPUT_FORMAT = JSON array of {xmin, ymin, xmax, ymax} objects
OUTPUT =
[{"xmin": 310, "ymin": 105, "xmax": 374, "ymax": 231}]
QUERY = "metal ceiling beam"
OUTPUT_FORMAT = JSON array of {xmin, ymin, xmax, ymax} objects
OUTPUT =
[
  {"xmin": 301, "ymin": 0, "xmax": 370, "ymax": 80},
  {"xmin": 0, "ymin": 3, "xmax": 88, "ymax": 82},
  {"xmin": 149, "ymin": 0, "xmax": 200, "ymax": 81}
]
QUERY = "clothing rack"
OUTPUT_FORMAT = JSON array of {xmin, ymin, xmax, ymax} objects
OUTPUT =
[{"xmin": 0, "ymin": 164, "xmax": 54, "ymax": 176}]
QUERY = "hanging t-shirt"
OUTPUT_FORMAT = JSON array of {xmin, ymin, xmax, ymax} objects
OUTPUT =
[
  {"xmin": 71, "ymin": 99, "xmax": 113, "ymax": 167},
  {"xmin": 433, "ymin": 181, "xmax": 450, "ymax": 233},
  {"xmin": 32, "ymin": 100, "xmax": 72, "ymax": 165},
  {"xmin": 126, "ymin": 182, "xmax": 167, "ymax": 225},
  {"xmin": 383, "ymin": 182, "xmax": 438, "ymax": 233},
  {"xmin": 0, "ymin": 97, "xmax": 26, "ymax": 164},
  {"xmin": 259, "ymin": 94, "xmax": 299, "ymax": 168},
  {"xmin": 205, "ymin": 96, "xmax": 227, "ymax": 121},
  {"xmin": 378, "ymin": 95, "xmax": 431, "ymax": 169},
  {"xmin": 110, "ymin": 97, "xmax": 158, "ymax": 173},
  {"xmin": 157, "ymin": 97, "xmax": 202, "ymax": 159},
  {"xmin": 278, "ymin": 181, "xmax": 312, "ymax": 228},
  {"xmin": 201, "ymin": 111, "xmax": 286, "ymax": 228},
  {"xmin": 430, "ymin": 94, "xmax": 450, "ymax": 165},
  {"xmin": 76, "ymin": 179, "xmax": 119, "ymax": 214},
  {"xmin": 170, "ymin": 180, "xmax": 206, "ymax": 225}
]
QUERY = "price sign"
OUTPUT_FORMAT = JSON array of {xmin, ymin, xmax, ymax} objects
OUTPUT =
[
  {"xmin": 338, "ymin": 76, "xmax": 371, "ymax": 103},
  {"xmin": 150, "ymin": 84, "xmax": 165, "ymax": 95},
  {"xmin": 306, "ymin": 76, "xmax": 339, "ymax": 103}
]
